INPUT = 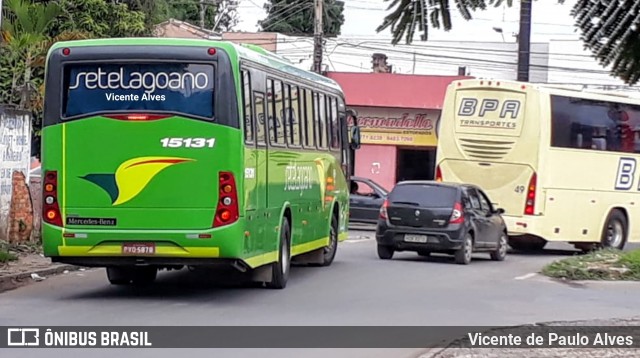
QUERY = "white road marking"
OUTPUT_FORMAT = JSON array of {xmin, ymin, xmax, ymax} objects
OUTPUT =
[
  {"xmin": 345, "ymin": 238, "xmax": 371, "ymax": 243},
  {"xmin": 514, "ymin": 273, "xmax": 537, "ymax": 280}
]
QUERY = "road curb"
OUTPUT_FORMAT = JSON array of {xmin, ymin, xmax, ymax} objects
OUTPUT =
[{"xmin": 0, "ymin": 264, "xmax": 85, "ymax": 293}]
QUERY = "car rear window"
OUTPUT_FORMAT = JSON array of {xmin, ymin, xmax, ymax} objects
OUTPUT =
[{"xmin": 389, "ymin": 184, "xmax": 458, "ymax": 207}]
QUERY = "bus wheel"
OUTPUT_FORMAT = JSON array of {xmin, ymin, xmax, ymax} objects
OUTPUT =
[
  {"xmin": 131, "ymin": 267, "xmax": 158, "ymax": 286},
  {"xmin": 106, "ymin": 267, "xmax": 131, "ymax": 285},
  {"xmin": 267, "ymin": 217, "xmax": 291, "ymax": 289},
  {"xmin": 508, "ymin": 235, "xmax": 546, "ymax": 252},
  {"xmin": 107, "ymin": 266, "xmax": 157, "ymax": 286},
  {"xmin": 321, "ymin": 214, "xmax": 339, "ymax": 266},
  {"xmin": 600, "ymin": 210, "xmax": 627, "ymax": 250}
]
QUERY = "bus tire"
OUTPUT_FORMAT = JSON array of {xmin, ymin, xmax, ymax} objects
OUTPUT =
[
  {"xmin": 106, "ymin": 267, "xmax": 131, "ymax": 285},
  {"xmin": 107, "ymin": 266, "xmax": 157, "ymax": 286},
  {"xmin": 600, "ymin": 210, "xmax": 627, "ymax": 250},
  {"xmin": 508, "ymin": 235, "xmax": 546, "ymax": 252},
  {"xmin": 131, "ymin": 267, "xmax": 158, "ymax": 286},
  {"xmin": 320, "ymin": 214, "xmax": 339, "ymax": 266},
  {"xmin": 267, "ymin": 217, "xmax": 291, "ymax": 289}
]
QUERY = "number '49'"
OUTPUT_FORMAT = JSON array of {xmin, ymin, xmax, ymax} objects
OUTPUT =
[{"xmin": 160, "ymin": 138, "xmax": 216, "ymax": 148}]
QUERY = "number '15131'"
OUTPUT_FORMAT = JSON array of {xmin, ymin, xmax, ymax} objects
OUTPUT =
[{"xmin": 160, "ymin": 138, "xmax": 216, "ymax": 148}]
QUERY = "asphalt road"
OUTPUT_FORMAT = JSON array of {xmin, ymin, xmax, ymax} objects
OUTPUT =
[{"xmin": 3, "ymin": 226, "xmax": 640, "ymax": 358}]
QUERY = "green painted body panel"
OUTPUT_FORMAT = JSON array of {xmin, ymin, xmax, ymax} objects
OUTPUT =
[{"xmin": 41, "ymin": 38, "xmax": 349, "ymax": 268}]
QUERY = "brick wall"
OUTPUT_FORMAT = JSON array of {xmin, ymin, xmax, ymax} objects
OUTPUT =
[
  {"xmin": 29, "ymin": 175, "xmax": 41, "ymax": 241},
  {"xmin": 7, "ymin": 171, "xmax": 33, "ymax": 243}
]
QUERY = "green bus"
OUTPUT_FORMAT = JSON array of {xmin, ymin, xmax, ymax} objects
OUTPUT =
[{"xmin": 41, "ymin": 38, "xmax": 361, "ymax": 289}]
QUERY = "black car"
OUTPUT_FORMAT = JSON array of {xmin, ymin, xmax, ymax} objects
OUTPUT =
[
  {"xmin": 349, "ymin": 176, "xmax": 388, "ymax": 224},
  {"xmin": 376, "ymin": 181, "xmax": 508, "ymax": 265}
]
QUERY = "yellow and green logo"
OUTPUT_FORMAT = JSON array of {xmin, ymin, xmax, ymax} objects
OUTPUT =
[{"xmin": 81, "ymin": 156, "xmax": 194, "ymax": 206}]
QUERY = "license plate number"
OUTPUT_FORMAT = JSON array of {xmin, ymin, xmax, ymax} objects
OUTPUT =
[
  {"xmin": 404, "ymin": 234, "xmax": 428, "ymax": 243},
  {"xmin": 122, "ymin": 242, "xmax": 155, "ymax": 255}
]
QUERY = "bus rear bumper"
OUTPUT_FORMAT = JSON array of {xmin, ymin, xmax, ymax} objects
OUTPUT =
[
  {"xmin": 503, "ymin": 215, "xmax": 545, "ymax": 238},
  {"xmin": 50, "ymin": 255, "xmax": 244, "ymax": 268}
]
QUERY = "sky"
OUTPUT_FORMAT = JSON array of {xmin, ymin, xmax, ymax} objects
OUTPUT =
[{"xmin": 234, "ymin": 0, "xmax": 581, "ymax": 43}]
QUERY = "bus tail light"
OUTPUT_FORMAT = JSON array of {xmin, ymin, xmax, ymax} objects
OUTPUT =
[
  {"xmin": 43, "ymin": 171, "xmax": 63, "ymax": 227},
  {"xmin": 104, "ymin": 114, "xmax": 170, "ymax": 121},
  {"xmin": 213, "ymin": 171, "xmax": 239, "ymax": 227},
  {"xmin": 450, "ymin": 202, "xmax": 464, "ymax": 224},
  {"xmin": 435, "ymin": 165, "xmax": 443, "ymax": 182},
  {"xmin": 379, "ymin": 199, "xmax": 389, "ymax": 220},
  {"xmin": 524, "ymin": 173, "xmax": 537, "ymax": 215}
]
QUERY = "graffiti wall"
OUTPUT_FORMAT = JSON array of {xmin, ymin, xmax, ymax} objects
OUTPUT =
[{"xmin": 0, "ymin": 107, "xmax": 32, "ymax": 240}]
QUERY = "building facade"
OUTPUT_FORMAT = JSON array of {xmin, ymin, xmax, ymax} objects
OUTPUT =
[{"xmin": 327, "ymin": 67, "xmax": 470, "ymax": 191}]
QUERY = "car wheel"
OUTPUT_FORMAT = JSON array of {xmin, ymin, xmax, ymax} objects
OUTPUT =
[
  {"xmin": 599, "ymin": 210, "xmax": 627, "ymax": 250},
  {"xmin": 454, "ymin": 233, "xmax": 473, "ymax": 265},
  {"xmin": 377, "ymin": 244, "xmax": 394, "ymax": 260},
  {"xmin": 267, "ymin": 217, "xmax": 291, "ymax": 289},
  {"xmin": 490, "ymin": 232, "xmax": 508, "ymax": 261}
]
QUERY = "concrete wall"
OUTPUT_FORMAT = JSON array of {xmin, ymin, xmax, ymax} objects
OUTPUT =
[{"xmin": 354, "ymin": 144, "xmax": 397, "ymax": 191}]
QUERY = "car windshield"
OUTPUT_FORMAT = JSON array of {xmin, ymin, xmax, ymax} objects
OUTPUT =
[{"xmin": 389, "ymin": 184, "xmax": 457, "ymax": 208}]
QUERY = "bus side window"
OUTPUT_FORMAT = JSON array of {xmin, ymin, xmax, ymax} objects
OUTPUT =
[
  {"xmin": 288, "ymin": 85, "xmax": 301, "ymax": 147},
  {"xmin": 268, "ymin": 80, "xmax": 285, "ymax": 146},
  {"xmin": 304, "ymin": 88, "xmax": 315, "ymax": 148},
  {"xmin": 241, "ymin": 70, "xmax": 254, "ymax": 144},
  {"xmin": 316, "ymin": 92, "xmax": 327, "ymax": 149},
  {"xmin": 329, "ymin": 96, "xmax": 340, "ymax": 150},
  {"xmin": 253, "ymin": 92, "xmax": 266, "ymax": 145},
  {"xmin": 266, "ymin": 79, "xmax": 276, "ymax": 145}
]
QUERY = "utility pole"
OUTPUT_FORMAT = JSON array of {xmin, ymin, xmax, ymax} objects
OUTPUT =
[
  {"xmin": 412, "ymin": 52, "xmax": 416, "ymax": 74},
  {"xmin": 0, "ymin": 0, "xmax": 4, "ymax": 33},
  {"xmin": 516, "ymin": 0, "xmax": 532, "ymax": 82},
  {"xmin": 312, "ymin": 0, "xmax": 324, "ymax": 74},
  {"xmin": 199, "ymin": 0, "xmax": 206, "ymax": 28}
]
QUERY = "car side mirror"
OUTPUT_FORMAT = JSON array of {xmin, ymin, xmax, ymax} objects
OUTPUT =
[{"xmin": 495, "ymin": 208, "xmax": 505, "ymax": 215}]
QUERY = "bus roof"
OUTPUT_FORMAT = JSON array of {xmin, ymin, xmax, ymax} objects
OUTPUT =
[
  {"xmin": 47, "ymin": 37, "xmax": 343, "ymax": 92},
  {"xmin": 450, "ymin": 78, "xmax": 640, "ymax": 105}
]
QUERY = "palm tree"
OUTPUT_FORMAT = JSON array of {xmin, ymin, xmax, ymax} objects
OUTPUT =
[
  {"xmin": 572, "ymin": 0, "xmax": 640, "ymax": 85},
  {"xmin": 1, "ymin": 0, "xmax": 62, "ymax": 109},
  {"xmin": 377, "ymin": 0, "xmax": 512, "ymax": 45}
]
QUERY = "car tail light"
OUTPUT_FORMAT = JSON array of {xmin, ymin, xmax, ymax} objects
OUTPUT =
[
  {"xmin": 379, "ymin": 199, "xmax": 389, "ymax": 220},
  {"xmin": 524, "ymin": 173, "xmax": 537, "ymax": 215},
  {"xmin": 104, "ymin": 114, "xmax": 170, "ymax": 121},
  {"xmin": 43, "ymin": 171, "xmax": 63, "ymax": 227},
  {"xmin": 450, "ymin": 202, "xmax": 463, "ymax": 224},
  {"xmin": 213, "ymin": 171, "xmax": 239, "ymax": 227},
  {"xmin": 435, "ymin": 165, "xmax": 443, "ymax": 182}
]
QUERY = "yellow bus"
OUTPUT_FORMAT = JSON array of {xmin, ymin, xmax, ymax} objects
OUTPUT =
[{"xmin": 435, "ymin": 79, "xmax": 640, "ymax": 252}]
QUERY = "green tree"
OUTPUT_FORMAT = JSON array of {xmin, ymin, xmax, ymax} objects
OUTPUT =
[
  {"xmin": 259, "ymin": 0, "xmax": 345, "ymax": 37},
  {"xmin": 52, "ymin": 0, "xmax": 147, "ymax": 38}
]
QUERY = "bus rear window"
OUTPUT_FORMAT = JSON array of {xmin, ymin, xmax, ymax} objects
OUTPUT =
[{"xmin": 62, "ymin": 63, "xmax": 215, "ymax": 119}]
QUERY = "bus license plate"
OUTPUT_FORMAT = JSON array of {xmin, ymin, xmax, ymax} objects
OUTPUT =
[
  {"xmin": 122, "ymin": 242, "xmax": 155, "ymax": 255},
  {"xmin": 404, "ymin": 234, "xmax": 428, "ymax": 243}
]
